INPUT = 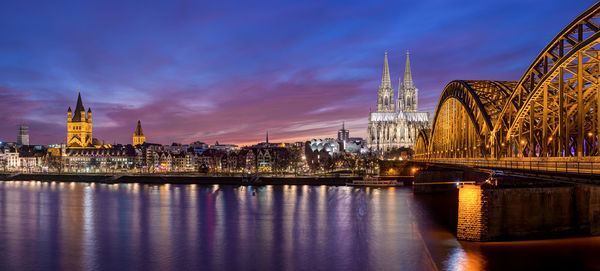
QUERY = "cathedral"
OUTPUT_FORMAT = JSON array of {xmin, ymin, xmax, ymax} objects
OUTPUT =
[{"xmin": 367, "ymin": 51, "xmax": 430, "ymax": 152}]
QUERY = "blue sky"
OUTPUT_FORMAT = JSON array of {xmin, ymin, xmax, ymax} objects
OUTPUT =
[{"xmin": 0, "ymin": 0, "xmax": 596, "ymax": 145}]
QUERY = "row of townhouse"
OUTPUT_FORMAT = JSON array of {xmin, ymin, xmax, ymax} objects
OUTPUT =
[
  {"xmin": 63, "ymin": 147, "xmax": 136, "ymax": 173},
  {"xmin": 0, "ymin": 141, "xmax": 297, "ymax": 174},
  {"xmin": 199, "ymin": 146, "xmax": 292, "ymax": 173},
  {"xmin": 142, "ymin": 144, "xmax": 200, "ymax": 172},
  {"xmin": 51, "ymin": 143, "xmax": 203, "ymax": 173},
  {"xmin": 0, "ymin": 145, "xmax": 48, "ymax": 172}
]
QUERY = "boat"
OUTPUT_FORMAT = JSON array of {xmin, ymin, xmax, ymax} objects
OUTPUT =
[{"xmin": 346, "ymin": 176, "xmax": 399, "ymax": 187}]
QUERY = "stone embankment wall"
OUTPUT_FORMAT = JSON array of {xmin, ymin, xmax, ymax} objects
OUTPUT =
[{"xmin": 458, "ymin": 183, "xmax": 600, "ymax": 241}]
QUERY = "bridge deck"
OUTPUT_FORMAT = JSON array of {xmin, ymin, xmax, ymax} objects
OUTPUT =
[{"xmin": 413, "ymin": 159, "xmax": 600, "ymax": 182}]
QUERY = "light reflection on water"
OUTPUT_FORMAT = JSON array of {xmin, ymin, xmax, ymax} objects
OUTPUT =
[{"xmin": 0, "ymin": 181, "xmax": 600, "ymax": 270}]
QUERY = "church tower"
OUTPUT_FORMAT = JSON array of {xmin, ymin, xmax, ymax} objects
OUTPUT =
[
  {"xmin": 399, "ymin": 50, "xmax": 419, "ymax": 112},
  {"xmin": 376, "ymin": 51, "xmax": 394, "ymax": 113},
  {"xmin": 67, "ymin": 92, "xmax": 93, "ymax": 148},
  {"xmin": 133, "ymin": 120, "xmax": 146, "ymax": 146}
]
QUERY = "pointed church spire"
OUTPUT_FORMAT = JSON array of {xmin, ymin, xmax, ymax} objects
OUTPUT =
[
  {"xmin": 72, "ymin": 91, "xmax": 86, "ymax": 121},
  {"xmin": 380, "ymin": 50, "xmax": 392, "ymax": 89},
  {"xmin": 135, "ymin": 120, "xmax": 144, "ymax": 136},
  {"xmin": 76, "ymin": 92, "xmax": 84, "ymax": 111},
  {"xmin": 403, "ymin": 50, "xmax": 413, "ymax": 88}
]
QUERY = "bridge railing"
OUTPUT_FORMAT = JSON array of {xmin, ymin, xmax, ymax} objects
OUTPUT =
[{"xmin": 414, "ymin": 158, "xmax": 600, "ymax": 176}]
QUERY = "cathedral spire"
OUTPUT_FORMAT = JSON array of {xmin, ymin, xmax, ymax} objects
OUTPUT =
[
  {"xmin": 403, "ymin": 50, "xmax": 413, "ymax": 88},
  {"xmin": 376, "ymin": 50, "xmax": 394, "ymax": 113},
  {"xmin": 380, "ymin": 50, "xmax": 392, "ymax": 89}
]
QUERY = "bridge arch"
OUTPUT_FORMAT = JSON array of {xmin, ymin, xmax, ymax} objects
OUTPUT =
[
  {"xmin": 415, "ymin": 129, "xmax": 430, "ymax": 159},
  {"xmin": 416, "ymin": 2, "xmax": 600, "ymax": 161},
  {"xmin": 427, "ymin": 80, "xmax": 515, "ymax": 159},
  {"xmin": 492, "ymin": 2, "xmax": 600, "ymax": 158}
]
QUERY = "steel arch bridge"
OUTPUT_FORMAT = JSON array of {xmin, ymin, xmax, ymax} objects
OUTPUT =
[{"xmin": 415, "ymin": 2, "xmax": 600, "ymax": 165}]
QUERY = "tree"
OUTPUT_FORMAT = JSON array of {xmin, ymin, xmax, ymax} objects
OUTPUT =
[
  {"xmin": 287, "ymin": 146, "xmax": 302, "ymax": 175},
  {"xmin": 272, "ymin": 151, "xmax": 290, "ymax": 175},
  {"xmin": 364, "ymin": 151, "xmax": 380, "ymax": 175},
  {"xmin": 48, "ymin": 155, "xmax": 63, "ymax": 173},
  {"xmin": 318, "ymin": 151, "xmax": 334, "ymax": 173},
  {"xmin": 343, "ymin": 154, "xmax": 359, "ymax": 175}
]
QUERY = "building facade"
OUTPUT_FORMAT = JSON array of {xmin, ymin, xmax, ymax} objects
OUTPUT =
[
  {"xmin": 337, "ymin": 122, "xmax": 349, "ymax": 142},
  {"xmin": 67, "ymin": 92, "xmax": 93, "ymax": 148},
  {"xmin": 17, "ymin": 125, "xmax": 29, "ymax": 146},
  {"xmin": 133, "ymin": 120, "xmax": 146, "ymax": 146},
  {"xmin": 367, "ymin": 51, "xmax": 430, "ymax": 152}
]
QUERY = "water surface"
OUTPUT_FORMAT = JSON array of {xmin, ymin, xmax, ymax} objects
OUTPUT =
[{"xmin": 0, "ymin": 181, "xmax": 598, "ymax": 270}]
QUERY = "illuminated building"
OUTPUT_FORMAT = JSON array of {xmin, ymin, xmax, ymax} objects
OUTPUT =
[
  {"xmin": 67, "ymin": 92, "xmax": 93, "ymax": 148},
  {"xmin": 367, "ymin": 50, "xmax": 430, "ymax": 152},
  {"xmin": 309, "ymin": 139, "xmax": 340, "ymax": 155},
  {"xmin": 17, "ymin": 125, "xmax": 29, "ymax": 146},
  {"xmin": 133, "ymin": 120, "xmax": 146, "ymax": 146},
  {"xmin": 338, "ymin": 123, "xmax": 349, "ymax": 142}
]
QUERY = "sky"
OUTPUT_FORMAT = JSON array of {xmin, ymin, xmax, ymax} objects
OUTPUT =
[{"xmin": 0, "ymin": 0, "xmax": 597, "ymax": 146}]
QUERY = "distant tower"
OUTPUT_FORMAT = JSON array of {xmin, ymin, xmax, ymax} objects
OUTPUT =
[
  {"xmin": 67, "ymin": 92, "xmax": 93, "ymax": 148},
  {"xmin": 133, "ymin": 120, "xmax": 146, "ymax": 146},
  {"xmin": 266, "ymin": 130, "xmax": 269, "ymax": 144},
  {"xmin": 337, "ymin": 122, "xmax": 349, "ymax": 142},
  {"xmin": 17, "ymin": 125, "xmax": 29, "ymax": 146},
  {"xmin": 376, "ymin": 51, "xmax": 395, "ymax": 113}
]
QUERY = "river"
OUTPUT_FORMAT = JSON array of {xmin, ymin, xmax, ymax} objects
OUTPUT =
[{"xmin": 0, "ymin": 181, "xmax": 599, "ymax": 270}]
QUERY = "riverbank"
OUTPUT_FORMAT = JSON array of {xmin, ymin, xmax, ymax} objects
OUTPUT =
[{"xmin": 0, "ymin": 173, "xmax": 413, "ymax": 186}]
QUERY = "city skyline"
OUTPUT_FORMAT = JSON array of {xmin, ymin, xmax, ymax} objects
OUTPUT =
[{"xmin": 0, "ymin": 0, "xmax": 596, "ymax": 146}]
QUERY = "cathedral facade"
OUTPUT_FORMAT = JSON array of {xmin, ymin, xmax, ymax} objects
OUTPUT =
[{"xmin": 367, "ymin": 51, "xmax": 430, "ymax": 152}]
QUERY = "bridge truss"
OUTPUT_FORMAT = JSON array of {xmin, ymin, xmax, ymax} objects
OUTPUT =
[{"xmin": 416, "ymin": 2, "xmax": 600, "ymax": 161}]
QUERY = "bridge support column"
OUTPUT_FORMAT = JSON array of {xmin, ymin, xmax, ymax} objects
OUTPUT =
[
  {"xmin": 577, "ymin": 51, "xmax": 584, "ymax": 157},
  {"xmin": 458, "ymin": 181, "xmax": 600, "ymax": 241},
  {"xmin": 559, "ymin": 68, "xmax": 566, "ymax": 157}
]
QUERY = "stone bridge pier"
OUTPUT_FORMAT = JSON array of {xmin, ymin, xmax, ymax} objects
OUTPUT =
[{"xmin": 457, "ymin": 181, "xmax": 600, "ymax": 241}]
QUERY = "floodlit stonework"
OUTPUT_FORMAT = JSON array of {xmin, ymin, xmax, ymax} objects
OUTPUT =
[
  {"xmin": 367, "ymin": 51, "xmax": 430, "ymax": 152},
  {"xmin": 133, "ymin": 120, "xmax": 146, "ymax": 146},
  {"xmin": 67, "ymin": 92, "xmax": 93, "ymax": 148}
]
